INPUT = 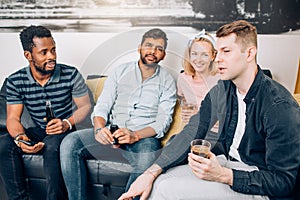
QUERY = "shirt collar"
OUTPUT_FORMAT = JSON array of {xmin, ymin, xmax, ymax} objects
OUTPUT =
[
  {"xmin": 135, "ymin": 61, "xmax": 161, "ymax": 79},
  {"xmin": 26, "ymin": 64, "xmax": 61, "ymax": 85}
]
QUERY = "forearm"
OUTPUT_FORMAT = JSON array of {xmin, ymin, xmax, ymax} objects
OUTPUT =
[
  {"xmin": 144, "ymin": 164, "xmax": 163, "ymax": 179},
  {"xmin": 134, "ymin": 127, "xmax": 156, "ymax": 139},
  {"xmin": 69, "ymin": 103, "xmax": 91, "ymax": 126},
  {"xmin": 7, "ymin": 118, "xmax": 26, "ymax": 138},
  {"xmin": 93, "ymin": 116, "xmax": 106, "ymax": 130}
]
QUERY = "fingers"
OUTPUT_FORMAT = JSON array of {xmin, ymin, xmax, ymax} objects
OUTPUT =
[
  {"xmin": 46, "ymin": 119, "xmax": 64, "ymax": 134},
  {"xmin": 118, "ymin": 192, "xmax": 133, "ymax": 200},
  {"xmin": 94, "ymin": 127, "xmax": 114, "ymax": 145},
  {"xmin": 113, "ymin": 128, "xmax": 131, "ymax": 144},
  {"xmin": 20, "ymin": 142, "xmax": 45, "ymax": 153}
]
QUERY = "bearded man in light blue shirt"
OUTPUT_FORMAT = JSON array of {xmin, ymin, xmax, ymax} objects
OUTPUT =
[{"xmin": 60, "ymin": 28, "xmax": 176, "ymax": 200}]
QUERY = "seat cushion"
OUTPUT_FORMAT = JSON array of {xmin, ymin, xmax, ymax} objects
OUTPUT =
[{"xmin": 23, "ymin": 154, "xmax": 131, "ymax": 187}]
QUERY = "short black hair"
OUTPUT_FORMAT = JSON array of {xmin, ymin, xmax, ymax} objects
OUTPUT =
[
  {"xmin": 141, "ymin": 28, "xmax": 168, "ymax": 49},
  {"xmin": 19, "ymin": 25, "xmax": 53, "ymax": 52}
]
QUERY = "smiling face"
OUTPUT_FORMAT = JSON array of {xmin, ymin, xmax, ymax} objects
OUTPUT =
[
  {"xmin": 25, "ymin": 36, "xmax": 57, "ymax": 76},
  {"xmin": 138, "ymin": 37, "xmax": 166, "ymax": 68},
  {"xmin": 215, "ymin": 33, "xmax": 249, "ymax": 82},
  {"xmin": 189, "ymin": 40, "xmax": 215, "ymax": 75}
]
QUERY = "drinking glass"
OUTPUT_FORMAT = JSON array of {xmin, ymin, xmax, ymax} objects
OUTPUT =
[{"xmin": 190, "ymin": 139, "xmax": 211, "ymax": 158}]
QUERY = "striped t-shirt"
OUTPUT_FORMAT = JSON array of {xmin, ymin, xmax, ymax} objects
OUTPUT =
[{"xmin": 6, "ymin": 64, "xmax": 88, "ymax": 129}]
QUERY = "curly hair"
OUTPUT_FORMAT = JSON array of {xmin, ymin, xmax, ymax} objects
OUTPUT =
[{"xmin": 19, "ymin": 25, "xmax": 53, "ymax": 52}]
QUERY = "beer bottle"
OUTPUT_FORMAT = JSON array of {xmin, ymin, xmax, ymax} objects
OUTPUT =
[
  {"xmin": 45, "ymin": 100, "xmax": 55, "ymax": 123},
  {"xmin": 110, "ymin": 124, "xmax": 119, "ymax": 144}
]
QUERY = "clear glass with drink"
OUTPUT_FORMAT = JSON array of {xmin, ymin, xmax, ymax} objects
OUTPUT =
[
  {"xmin": 178, "ymin": 96, "xmax": 198, "ymax": 124},
  {"xmin": 190, "ymin": 139, "xmax": 211, "ymax": 158}
]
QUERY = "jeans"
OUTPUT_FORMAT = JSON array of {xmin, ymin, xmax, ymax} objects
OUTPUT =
[
  {"xmin": 60, "ymin": 128, "xmax": 162, "ymax": 200},
  {"xmin": 0, "ymin": 127, "xmax": 68, "ymax": 200}
]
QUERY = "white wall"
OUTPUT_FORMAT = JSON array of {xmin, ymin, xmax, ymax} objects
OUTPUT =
[{"xmin": 0, "ymin": 27, "xmax": 299, "ymax": 93}]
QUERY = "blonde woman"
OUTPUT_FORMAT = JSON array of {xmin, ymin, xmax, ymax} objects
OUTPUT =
[{"xmin": 177, "ymin": 29, "xmax": 219, "ymax": 123}]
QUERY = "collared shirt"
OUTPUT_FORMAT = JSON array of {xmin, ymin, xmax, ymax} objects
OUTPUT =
[
  {"xmin": 6, "ymin": 64, "xmax": 88, "ymax": 129},
  {"xmin": 156, "ymin": 66, "xmax": 300, "ymax": 199},
  {"xmin": 92, "ymin": 61, "xmax": 176, "ymax": 138}
]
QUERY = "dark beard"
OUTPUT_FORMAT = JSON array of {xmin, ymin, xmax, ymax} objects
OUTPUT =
[
  {"xmin": 33, "ymin": 60, "xmax": 55, "ymax": 75},
  {"xmin": 141, "ymin": 55, "xmax": 159, "ymax": 68}
]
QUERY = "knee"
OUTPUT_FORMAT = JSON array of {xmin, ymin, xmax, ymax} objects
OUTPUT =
[
  {"xmin": 60, "ymin": 129, "xmax": 91, "ymax": 159},
  {"xmin": 151, "ymin": 179, "xmax": 173, "ymax": 199},
  {"xmin": 136, "ymin": 138, "xmax": 162, "ymax": 153},
  {"xmin": 60, "ymin": 132, "xmax": 80, "ymax": 158}
]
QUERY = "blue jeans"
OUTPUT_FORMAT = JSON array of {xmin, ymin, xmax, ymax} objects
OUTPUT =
[
  {"xmin": 60, "ymin": 128, "xmax": 161, "ymax": 200},
  {"xmin": 0, "ymin": 127, "xmax": 68, "ymax": 200}
]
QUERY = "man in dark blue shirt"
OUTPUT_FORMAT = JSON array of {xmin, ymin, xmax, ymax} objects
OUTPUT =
[
  {"xmin": 0, "ymin": 25, "xmax": 91, "ymax": 200},
  {"xmin": 119, "ymin": 20, "xmax": 300, "ymax": 200}
]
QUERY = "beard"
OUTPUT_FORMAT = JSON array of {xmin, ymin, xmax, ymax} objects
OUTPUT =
[
  {"xmin": 32, "ymin": 59, "xmax": 56, "ymax": 75},
  {"xmin": 140, "ymin": 54, "xmax": 160, "ymax": 68}
]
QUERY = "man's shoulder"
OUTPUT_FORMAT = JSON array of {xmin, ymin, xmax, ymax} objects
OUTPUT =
[
  {"xmin": 261, "ymin": 78, "xmax": 295, "ymax": 104},
  {"xmin": 57, "ymin": 63, "xmax": 77, "ymax": 72},
  {"xmin": 7, "ymin": 67, "xmax": 29, "ymax": 84},
  {"xmin": 8, "ymin": 67, "xmax": 27, "ymax": 78}
]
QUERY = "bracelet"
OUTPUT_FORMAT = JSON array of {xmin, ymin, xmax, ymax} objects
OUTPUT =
[
  {"xmin": 95, "ymin": 127, "xmax": 102, "ymax": 135},
  {"xmin": 63, "ymin": 119, "xmax": 72, "ymax": 130},
  {"xmin": 146, "ymin": 170, "xmax": 156, "ymax": 179},
  {"xmin": 14, "ymin": 133, "xmax": 25, "ymax": 141}
]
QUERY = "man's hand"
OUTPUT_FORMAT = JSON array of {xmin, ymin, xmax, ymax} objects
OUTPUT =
[
  {"xmin": 94, "ymin": 127, "xmax": 114, "ymax": 145},
  {"xmin": 16, "ymin": 134, "xmax": 44, "ymax": 153},
  {"xmin": 188, "ymin": 152, "xmax": 233, "ymax": 185},
  {"xmin": 113, "ymin": 128, "xmax": 139, "ymax": 145},
  {"xmin": 46, "ymin": 118, "xmax": 68, "ymax": 134},
  {"xmin": 118, "ymin": 172, "xmax": 155, "ymax": 200}
]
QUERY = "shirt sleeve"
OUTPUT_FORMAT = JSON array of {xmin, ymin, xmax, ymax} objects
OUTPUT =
[
  {"xmin": 6, "ymin": 77, "xmax": 23, "ymax": 105},
  {"xmin": 177, "ymin": 74, "xmax": 184, "ymax": 97},
  {"xmin": 147, "ymin": 75, "xmax": 177, "ymax": 138},
  {"xmin": 71, "ymin": 69, "xmax": 88, "ymax": 98},
  {"xmin": 155, "ymin": 88, "xmax": 214, "ymax": 171},
  {"xmin": 91, "ymin": 72, "xmax": 118, "ymax": 124}
]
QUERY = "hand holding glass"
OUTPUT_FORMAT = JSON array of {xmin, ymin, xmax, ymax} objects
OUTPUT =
[{"xmin": 190, "ymin": 139, "xmax": 211, "ymax": 158}]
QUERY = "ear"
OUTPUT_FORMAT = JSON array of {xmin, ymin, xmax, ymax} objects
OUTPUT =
[
  {"xmin": 137, "ymin": 44, "xmax": 141, "ymax": 53},
  {"xmin": 24, "ymin": 51, "xmax": 32, "ymax": 62},
  {"xmin": 247, "ymin": 46, "xmax": 257, "ymax": 62}
]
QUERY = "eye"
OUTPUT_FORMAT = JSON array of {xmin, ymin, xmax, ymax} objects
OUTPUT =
[
  {"xmin": 155, "ymin": 46, "xmax": 164, "ymax": 52},
  {"xmin": 144, "ymin": 43, "xmax": 153, "ymax": 48},
  {"xmin": 51, "ymin": 48, "xmax": 56, "ymax": 54},
  {"xmin": 191, "ymin": 52, "xmax": 197, "ymax": 56}
]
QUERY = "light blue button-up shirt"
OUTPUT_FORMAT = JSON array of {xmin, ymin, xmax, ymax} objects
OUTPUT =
[{"xmin": 92, "ymin": 61, "xmax": 176, "ymax": 138}]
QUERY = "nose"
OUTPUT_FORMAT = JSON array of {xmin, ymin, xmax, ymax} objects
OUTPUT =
[
  {"xmin": 47, "ymin": 51, "xmax": 56, "ymax": 60},
  {"xmin": 214, "ymin": 51, "xmax": 221, "ymax": 63}
]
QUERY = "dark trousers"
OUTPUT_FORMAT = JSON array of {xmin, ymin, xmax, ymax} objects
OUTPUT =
[{"xmin": 0, "ymin": 127, "xmax": 68, "ymax": 200}]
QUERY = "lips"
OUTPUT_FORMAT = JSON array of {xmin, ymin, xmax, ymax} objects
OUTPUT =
[
  {"xmin": 218, "ymin": 67, "xmax": 226, "ymax": 74},
  {"xmin": 46, "ymin": 61, "xmax": 56, "ymax": 69},
  {"xmin": 145, "ymin": 55, "xmax": 157, "ymax": 62}
]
